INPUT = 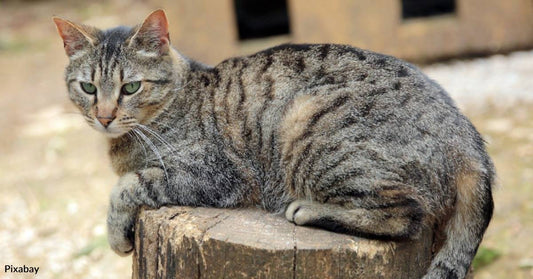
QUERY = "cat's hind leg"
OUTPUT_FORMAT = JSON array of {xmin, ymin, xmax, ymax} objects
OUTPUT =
[{"xmin": 285, "ymin": 182, "xmax": 427, "ymax": 240}]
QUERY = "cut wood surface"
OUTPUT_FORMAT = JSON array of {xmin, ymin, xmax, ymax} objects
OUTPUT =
[{"xmin": 132, "ymin": 206, "xmax": 435, "ymax": 279}]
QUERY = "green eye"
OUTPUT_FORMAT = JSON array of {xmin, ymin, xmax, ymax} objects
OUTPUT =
[
  {"xmin": 122, "ymin": 81, "xmax": 141, "ymax": 95},
  {"xmin": 80, "ymin": 82, "xmax": 97, "ymax": 94}
]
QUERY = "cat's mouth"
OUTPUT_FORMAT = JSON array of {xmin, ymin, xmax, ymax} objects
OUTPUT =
[
  {"xmin": 97, "ymin": 126, "xmax": 130, "ymax": 138},
  {"xmin": 91, "ymin": 118, "xmax": 133, "ymax": 138}
]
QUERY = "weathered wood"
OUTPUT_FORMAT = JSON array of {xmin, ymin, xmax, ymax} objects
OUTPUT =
[{"xmin": 132, "ymin": 206, "xmax": 435, "ymax": 279}]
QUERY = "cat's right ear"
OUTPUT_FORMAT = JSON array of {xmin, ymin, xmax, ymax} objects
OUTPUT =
[{"xmin": 52, "ymin": 17, "xmax": 98, "ymax": 58}]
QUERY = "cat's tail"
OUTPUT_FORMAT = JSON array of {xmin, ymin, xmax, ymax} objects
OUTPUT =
[{"xmin": 423, "ymin": 161, "xmax": 494, "ymax": 279}]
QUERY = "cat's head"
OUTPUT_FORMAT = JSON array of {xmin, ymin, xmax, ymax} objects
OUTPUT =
[{"xmin": 53, "ymin": 10, "xmax": 188, "ymax": 138}]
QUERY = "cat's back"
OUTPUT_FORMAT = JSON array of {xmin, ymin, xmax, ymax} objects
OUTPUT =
[
  {"xmin": 216, "ymin": 44, "xmax": 437, "ymax": 97},
  {"xmin": 208, "ymin": 44, "xmax": 473, "ymax": 155},
  {"xmin": 200, "ymin": 44, "xmax": 489, "ymax": 186},
  {"xmin": 212, "ymin": 43, "xmax": 456, "ymax": 119}
]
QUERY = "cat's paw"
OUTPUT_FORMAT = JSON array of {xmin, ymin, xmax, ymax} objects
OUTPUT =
[
  {"xmin": 285, "ymin": 200, "xmax": 320, "ymax": 225},
  {"xmin": 107, "ymin": 184, "xmax": 137, "ymax": 256},
  {"xmin": 107, "ymin": 223, "xmax": 134, "ymax": 256},
  {"xmin": 107, "ymin": 206, "xmax": 135, "ymax": 256}
]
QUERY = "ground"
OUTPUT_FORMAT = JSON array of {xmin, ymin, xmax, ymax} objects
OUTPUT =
[{"xmin": 0, "ymin": 1, "xmax": 532, "ymax": 278}]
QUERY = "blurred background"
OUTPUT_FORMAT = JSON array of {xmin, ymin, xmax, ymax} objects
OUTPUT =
[{"xmin": 1, "ymin": 0, "xmax": 532, "ymax": 278}]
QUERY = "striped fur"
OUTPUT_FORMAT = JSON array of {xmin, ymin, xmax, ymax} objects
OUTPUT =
[{"xmin": 55, "ymin": 10, "xmax": 494, "ymax": 278}]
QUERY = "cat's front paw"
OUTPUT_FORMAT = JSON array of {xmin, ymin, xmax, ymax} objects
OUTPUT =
[
  {"xmin": 107, "ymin": 224, "xmax": 134, "ymax": 256},
  {"xmin": 107, "ymin": 208, "xmax": 135, "ymax": 256},
  {"xmin": 285, "ymin": 200, "xmax": 320, "ymax": 225},
  {"xmin": 107, "ymin": 182, "xmax": 137, "ymax": 256}
]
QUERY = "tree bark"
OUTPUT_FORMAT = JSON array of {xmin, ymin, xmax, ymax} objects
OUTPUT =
[{"xmin": 132, "ymin": 206, "xmax": 435, "ymax": 279}]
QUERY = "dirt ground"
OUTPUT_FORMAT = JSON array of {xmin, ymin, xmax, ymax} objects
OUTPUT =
[{"xmin": 0, "ymin": 1, "xmax": 532, "ymax": 278}]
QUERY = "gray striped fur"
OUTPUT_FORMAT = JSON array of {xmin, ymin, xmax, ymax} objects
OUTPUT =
[{"xmin": 55, "ymin": 10, "xmax": 494, "ymax": 279}]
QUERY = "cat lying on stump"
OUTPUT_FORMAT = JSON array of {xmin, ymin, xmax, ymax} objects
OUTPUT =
[{"xmin": 54, "ymin": 10, "xmax": 494, "ymax": 279}]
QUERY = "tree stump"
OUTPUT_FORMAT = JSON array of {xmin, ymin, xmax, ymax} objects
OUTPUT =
[{"xmin": 132, "ymin": 206, "xmax": 434, "ymax": 279}]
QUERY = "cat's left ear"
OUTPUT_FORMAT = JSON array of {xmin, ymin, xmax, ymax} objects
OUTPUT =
[{"xmin": 128, "ymin": 9, "xmax": 170, "ymax": 55}]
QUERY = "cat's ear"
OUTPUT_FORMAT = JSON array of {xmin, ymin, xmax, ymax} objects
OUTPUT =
[
  {"xmin": 53, "ymin": 17, "xmax": 98, "ymax": 58},
  {"xmin": 128, "ymin": 9, "xmax": 170, "ymax": 55}
]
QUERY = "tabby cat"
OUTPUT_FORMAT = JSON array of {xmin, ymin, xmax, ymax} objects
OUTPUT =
[{"xmin": 53, "ymin": 10, "xmax": 494, "ymax": 279}]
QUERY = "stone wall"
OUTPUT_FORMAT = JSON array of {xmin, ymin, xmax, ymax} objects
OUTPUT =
[{"xmin": 157, "ymin": 0, "xmax": 533, "ymax": 64}]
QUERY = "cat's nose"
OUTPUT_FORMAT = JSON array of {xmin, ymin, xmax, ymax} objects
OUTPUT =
[
  {"xmin": 96, "ymin": 105, "xmax": 118, "ymax": 128},
  {"xmin": 97, "ymin": 116, "xmax": 116, "ymax": 128}
]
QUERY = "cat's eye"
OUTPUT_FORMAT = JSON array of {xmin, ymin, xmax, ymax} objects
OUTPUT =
[
  {"xmin": 80, "ymin": 82, "xmax": 97, "ymax": 94},
  {"xmin": 122, "ymin": 81, "xmax": 141, "ymax": 95}
]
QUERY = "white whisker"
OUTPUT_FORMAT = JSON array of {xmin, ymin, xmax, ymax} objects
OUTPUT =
[
  {"xmin": 136, "ymin": 124, "xmax": 178, "ymax": 155},
  {"xmin": 133, "ymin": 128, "xmax": 170, "ymax": 183},
  {"xmin": 128, "ymin": 130, "xmax": 149, "ymax": 167}
]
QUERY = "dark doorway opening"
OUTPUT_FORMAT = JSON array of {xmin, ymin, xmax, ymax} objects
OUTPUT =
[
  {"xmin": 234, "ymin": 0, "xmax": 291, "ymax": 40},
  {"xmin": 402, "ymin": 0, "xmax": 456, "ymax": 19}
]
